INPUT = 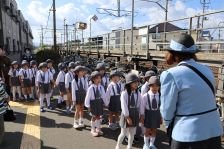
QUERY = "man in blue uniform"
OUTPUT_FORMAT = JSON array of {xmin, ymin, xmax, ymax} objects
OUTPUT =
[{"xmin": 160, "ymin": 33, "xmax": 223, "ymax": 149}]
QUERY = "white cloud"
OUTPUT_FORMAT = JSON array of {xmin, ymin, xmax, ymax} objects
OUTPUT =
[
  {"xmin": 19, "ymin": 0, "xmax": 224, "ymax": 45},
  {"xmin": 26, "ymin": 0, "xmax": 50, "ymax": 25}
]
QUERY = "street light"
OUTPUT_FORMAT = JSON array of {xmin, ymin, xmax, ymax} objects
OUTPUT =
[{"xmin": 89, "ymin": 15, "xmax": 98, "ymax": 48}]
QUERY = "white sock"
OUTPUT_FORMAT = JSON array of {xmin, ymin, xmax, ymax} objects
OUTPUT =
[
  {"xmin": 70, "ymin": 105, "xmax": 74, "ymax": 111},
  {"xmin": 29, "ymin": 94, "xmax": 33, "ymax": 98},
  {"xmin": 66, "ymin": 106, "xmax": 69, "ymax": 110},
  {"xmin": 58, "ymin": 96, "xmax": 62, "ymax": 104},
  {"xmin": 79, "ymin": 117, "xmax": 83, "ymax": 123},
  {"xmin": 150, "ymin": 136, "xmax": 155, "ymax": 146},
  {"xmin": 24, "ymin": 95, "xmax": 28, "ymax": 99},
  {"xmin": 18, "ymin": 88, "xmax": 22, "ymax": 98},
  {"xmin": 144, "ymin": 136, "xmax": 149, "ymax": 146},
  {"xmin": 46, "ymin": 98, "xmax": 51, "ymax": 107},
  {"xmin": 96, "ymin": 120, "xmax": 101, "ymax": 129},
  {"xmin": 74, "ymin": 119, "xmax": 78, "ymax": 124},
  {"xmin": 91, "ymin": 121, "xmax": 96, "ymax": 130}
]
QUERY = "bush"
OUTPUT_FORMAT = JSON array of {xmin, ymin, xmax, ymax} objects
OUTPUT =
[{"xmin": 36, "ymin": 49, "xmax": 62, "ymax": 66}]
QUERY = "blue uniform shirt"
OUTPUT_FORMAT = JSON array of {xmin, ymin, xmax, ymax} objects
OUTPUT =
[{"xmin": 160, "ymin": 59, "xmax": 223, "ymax": 142}]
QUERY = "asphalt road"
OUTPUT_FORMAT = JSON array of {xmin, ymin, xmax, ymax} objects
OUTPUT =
[{"xmin": 2, "ymin": 100, "xmax": 215, "ymax": 149}]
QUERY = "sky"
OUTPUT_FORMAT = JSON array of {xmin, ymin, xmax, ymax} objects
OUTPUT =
[{"xmin": 16, "ymin": 0, "xmax": 224, "ymax": 46}]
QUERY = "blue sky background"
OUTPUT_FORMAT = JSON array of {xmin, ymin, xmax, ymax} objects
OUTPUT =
[{"xmin": 16, "ymin": 0, "xmax": 224, "ymax": 45}]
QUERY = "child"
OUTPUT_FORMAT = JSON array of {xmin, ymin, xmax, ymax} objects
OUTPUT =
[
  {"xmin": 46, "ymin": 59, "xmax": 55, "ymax": 99},
  {"xmin": 116, "ymin": 73, "xmax": 142, "ymax": 149},
  {"xmin": 72, "ymin": 66, "xmax": 88, "ymax": 128},
  {"xmin": 56, "ymin": 63, "xmax": 67, "ymax": 111},
  {"xmin": 96, "ymin": 63, "xmax": 109, "ymax": 92},
  {"xmin": 30, "ymin": 60, "xmax": 38, "ymax": 100},
  {"xmin": 36, "ymin": 62, "xmax": 54, "ymax": 112},
  {"xmin": 46, "ymin": 59, "xmax": 56, "ymax": 77},
  {"xmin": 85, "ymin": 71, "xmax": 107, "ymax": 137},
  {"xmin": 8, "ymin": 61, "xmax": 22, "ymax": 101},
  {"xmin": 140, "ymin": 76, "xmax": 161, "ymax": 149},
  {"xmin": 96, "ymin": 63, "xmax": 109, "ymax": 124},
  {"xmin": 65, "ymin": 62, "xmax": 76, "ymax": 112},
  {"xmin": 141, "ymin": 71, "xmax": 156, "ymax": 96},
  {"xmin": 106, "ymin": 71, "xmax": 123, "ymax": 130},
  {"xmin": 19, "ymin": 60, "xmax": 33, "ymax": 101}
]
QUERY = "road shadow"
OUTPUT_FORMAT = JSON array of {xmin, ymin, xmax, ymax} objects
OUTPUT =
[
  {"xmin": 0, "ymin": 132, "xmax": 57, "ymax": 149},
  {"xmin": 101, "ymin": 127, "xmax": 170, "ymax": 149}
]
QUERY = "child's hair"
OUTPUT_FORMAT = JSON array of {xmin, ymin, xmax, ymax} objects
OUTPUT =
[
  {"xmin": 125, "ymin": 84, "xmax": 137, "ymax": 96},
  {"xmin": 74, "ymin": 74, "xmax": 78, "ymax": 82}
]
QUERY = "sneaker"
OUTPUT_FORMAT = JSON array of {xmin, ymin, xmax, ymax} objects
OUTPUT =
[
  {"xmin": 124, "ymin": 137, "xmax": 128, "ymax": 144},
  {"xmin": 96, "ymin": 128, "xmax": 103, "ymax": 136},
  {"xmin": 40, "ymin": 108, "xmax": 45, "ymax": 112},
  {"xmin": 57, "ymin": 103, "xmax": 62, "ymax": 108},
  {"xmin": 108, "ymin": 123, "xmax": 114, "ymax": 130},
  {"xmin": 116, "ymin": 123, "xmax": 120, "ymax": 128},
  {"xmin": 112, "ymin": 123, "xmax": 118, "ymax": 131},
  {"xmin": 143, "ymin": 144, "xmax": 150, "ymax": 149},
  {"xmin": 47, "ymin": 106, "xmax": 53, "ymax": 110},
  {"xmin": 73, "ymin": 122, "xmax": 80, "ymax": 129},
  {"xmin": 133, "ymin": 136, "xmax": 140, "ymax": 144},
  {"xmin": 66, "ymin": 109, "xmax": 71, "ymax": 114},
  {"xmin": 101, "ymin": 118, "xmax": 107, "ymax": 125},
  {"xmin": 149, "ymin": 145, "xmax": 157, "ymax": 149},
  {"xmin": 91, "ymin": 129, "xmax": 99, "ymax": 137},
  {"xmin": 79, "ymin": 122, "xmax": 85, "ymax": 128}
]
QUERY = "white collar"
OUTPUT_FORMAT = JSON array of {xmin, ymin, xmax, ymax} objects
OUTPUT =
[{"xmin": 148, "ymin": 90, "xmax": 159, "ymax": 96}]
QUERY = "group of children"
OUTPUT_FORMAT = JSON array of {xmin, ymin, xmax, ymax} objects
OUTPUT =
[{"xmin": 8, "ymin": 59, "xmax": 162, "ymax": 149}]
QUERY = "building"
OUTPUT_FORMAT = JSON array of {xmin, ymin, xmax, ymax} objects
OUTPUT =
[
  {"xmin": 139, "ymin": 22, "xmax": 189, "ymax": 50},
  {"xmin": 0, "ymin": 0, "xmax": 33, "ymax": 60},
  {"xmin": 102, "ymin": 28, "xmax": 140, "ymax": 52}
]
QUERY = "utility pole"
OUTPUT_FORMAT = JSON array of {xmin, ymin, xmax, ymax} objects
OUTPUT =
[
  {"xmin": 117, "ymin": 0, "xmax": 120, "ymax": 17},
  {"xmin": 164, "ymin": 0, "xmax": 169, "ymax": 42},
  {"xmin": 200, "ymin": 0, "xmax": 210, "ymax": 34},
  {"xmin": 41, "ymin": 25, "xmax": 44, "ymax": 47},
  {"xmin": 64, "ymin": 18, "xmax": 66, "ymax": 50},
  {"xmin": 66, "ymin": 24, "xmax": 68, "ymax": 54},
  {"xmin": 52, "ymin": 0, "xmax": 57, "ymax": 51},
  {"xmin": 131, "ymin": 0, "xmax": 134, "ymax": 57}
]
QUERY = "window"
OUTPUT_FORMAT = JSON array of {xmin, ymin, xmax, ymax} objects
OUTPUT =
[{"xmin": 152, "ymin": 33, "xmax": 161, "ymax": 39}]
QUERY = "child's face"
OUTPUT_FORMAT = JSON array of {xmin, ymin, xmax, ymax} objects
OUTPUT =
[
  {"xmin": 24, "ymin": 65, "xmax": 29, "ymax": 69},
  {"xmin": 48, "ymin": 63, "xmax": 53, "ymax": 68},
  {"xmin": 111, "ymin": 76, "xmax": 120, "ymax": 83},
  {"xmin": 93, "ymin": 76, "xmax": 101, "ymax": 85},
  {"xmin": 13, "ymin": 65, "xmax": 18, "ymax": 69},
  {"xmin": 130, "ymin": 81, "xmax": 139, "ymax": 90},
  {"xmin": 32, "ymin": 65, "xmax": 37, "ymax": 68},
  {"xmin": 42, "ymin": 67, "xmax": 48, "ymax": 72},
  {"xmin": 78, "ymin": 70, "xmax": 85, "ymax": 77},
  {"xmin": 99, "ymin": 69, "xmax": 105, "ymax": 75},
  {"xmin": 149, "ymin": 84, "xmax": 160, "ymax": 93}
]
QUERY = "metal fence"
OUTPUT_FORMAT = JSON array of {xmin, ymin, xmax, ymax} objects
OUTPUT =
[{"xmin": 60, "ymin": 10, "xmax": 224, "ymax": 54}]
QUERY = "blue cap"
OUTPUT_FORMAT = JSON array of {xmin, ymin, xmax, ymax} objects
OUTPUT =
[{"xmin": 169, "ymin": 33, "xmax": 198, "ymax": 53}]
